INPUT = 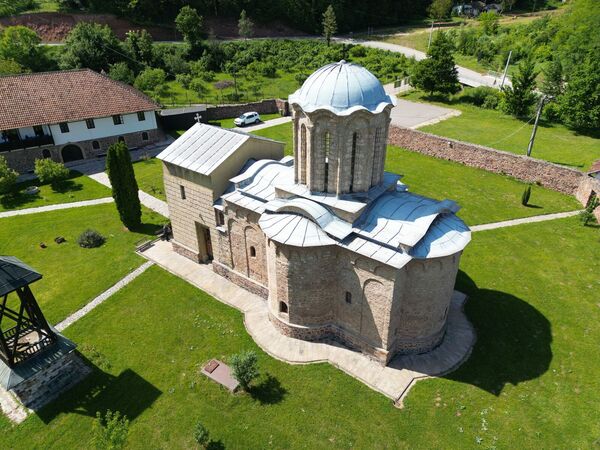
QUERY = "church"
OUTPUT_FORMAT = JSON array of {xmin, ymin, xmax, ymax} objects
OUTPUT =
[{"xmin": 158, "ymin": 61, "xmax": 471, "ymax": 365}]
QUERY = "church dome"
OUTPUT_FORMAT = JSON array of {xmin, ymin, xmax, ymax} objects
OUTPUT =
[{"xmin": 289, "ymin": 60, "xmax": 396, "ymax": 115}]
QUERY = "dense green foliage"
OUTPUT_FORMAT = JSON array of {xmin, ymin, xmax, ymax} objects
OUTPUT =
[
  {"xmin": 193, "ymin": 421, "xmax": 210, "ymax": 448},
  {"xmin": 59, "ymin": 22, "xmax": 121, "ymax": 71},
  {"xmin": 411, "ymin": 32, "xmax": 459, "ymax": 96},
  {"xmin": 500, "ymin": 56, "xmax": 537, "ymax": 117},
  {"xmin": 238, "ymin": 9, "xmax": 254, "ymax": 40},
  {"xmin": 0, "ymin": 0, "xmax": 35, "ymax": 16},
  {"xmin": 34, "ymin": 158, "xmax": 70, "ymax": 184},
  {"xmin": 0, "ymin": 25, "xmax": 46, "ymax": 72},
  {"xmin": 90, "ymin": 410, "xmax": 129, "ymax": 449},
  {"xmin": 0, "ymin": 155, "xmax": 18, "ymax": 194},
  {"xmin": 230, "ymin": 350, "xmax": 259, "ymax": 391},
  {"xmin": 77, "ymin": 229, "xmax": 106, "ymax": 248},
  {"xmin": 322, "ymin": 5, "xmax": 337, "ymax": 46},
  {"xmin": 106, "ymin": 141, "xmax": 141, "ymax": 230}
]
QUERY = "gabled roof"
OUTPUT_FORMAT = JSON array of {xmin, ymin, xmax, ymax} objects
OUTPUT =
[
  {"xmin": 0, "ymin": 69, "xmax": 160, "ymax": 131},
  {"xmin": 0, "ymin": 256, "xmax": 42, "ymax": 296},
  {"xmin": 158, "ymin": 123, "xmax": 279, "ymax": 176}
]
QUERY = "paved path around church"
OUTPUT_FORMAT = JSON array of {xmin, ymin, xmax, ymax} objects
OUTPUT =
[
  {"xmin": 55, "ymin": 261, "xmax": 154, "ymax": 332},
  {"xmin": 470, "ymin": 210, "xmax": 582, "ymax": 232},
  {"xmin": 0, "ymin": 197, "xmax": 113, "ymax": 219},
  {"xmin": 237, "ymin": 116, "xmax": 292, "ymax": 132},
  {"xmin": 138, "ymin": 239, "xmax": 476, "ymax": 405}
]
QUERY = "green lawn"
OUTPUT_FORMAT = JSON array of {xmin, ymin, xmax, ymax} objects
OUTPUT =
[
  {"xmin": 402, "ymin": 91, "xmax": 600, "ymax": 171},
  {"xmin": 1, "ymin": 216, "xmax": 598, "ymax": 448},
  {"xmin": 0, "ymin": 204, "xmax": 164, "ymax": 324},
  {"xmin": 0, "ymin": 171, "xmax": 111, "ymax": 212},
  {"xmin": 252, "ymin": 122, "xmax": 580, "ymax": 225},
  {"xmin": 133, "ymin": 159, "xmax": 166, "ymax": 202}
]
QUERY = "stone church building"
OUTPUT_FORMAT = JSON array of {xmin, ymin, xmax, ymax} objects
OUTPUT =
[{"xmin": 158, "ymin": 61, "xmax": 471, "ymax": 365}]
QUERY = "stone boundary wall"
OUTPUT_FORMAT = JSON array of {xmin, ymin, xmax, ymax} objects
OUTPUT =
[
  {"xmin": 204, "ymin": 99, "xmax": 289, "ymax": 121},
  {"xmin": 388, "ymin": 126, "xmax": 585, "ymax": 196},
  {"xmin": 576, "ymin": 177, "xmax": 600, "ymax": 222}
]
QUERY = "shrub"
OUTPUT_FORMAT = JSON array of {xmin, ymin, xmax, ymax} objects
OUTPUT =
[
  {"xmin": 77, "ymin": 229, "xmax": 106, "ymax": 248},
  {"xmin": 458, "ymin": 86, "xmax": 500, "ymax": 109},
  {"xmin": 91, "ymin": 410, "xmax": 129, "ymax": 450},
  {"xmin": 349, "ymin": 45, "xmax": 366, "ymax": 58},
  {"xmin": 34, "ymin": 158, "xmax": 69, "ymax": 185},
  {"xmin": 193, "ymin": 421, "xmax": 210, "ymax": 449},
  {"xmin": 521, "ymin": 185, "xmax": 532, "ymax": 206},
  {"xmin": 0, "ymin": 155, "xmax": 18, "ymax": 194},
  {"xmin": 229, "ymin": 350, "xmax": 259, "ymax": 391},
  {"xmin": 579, "ymin": 197, "xmax": 599, "ymax": 226}
]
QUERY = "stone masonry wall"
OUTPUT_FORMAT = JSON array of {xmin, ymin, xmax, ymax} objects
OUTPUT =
[
  {"xmin": 388, "ymin": 126, "xmax": 584, "ymax": 195},
  {"xmin": 576, "ymin": 176, "xmax": 600, "ymax": 222},
  {"xmin": 204, "ymin": 99, "xmax": 289, "ymax": 121},
  {"xmin": 2, "ymin": 128, "xmax": 164, "ymax": 173},
  {"xmin": 11, "ymin": 351, "xmax": 91, "ymax": 411}
]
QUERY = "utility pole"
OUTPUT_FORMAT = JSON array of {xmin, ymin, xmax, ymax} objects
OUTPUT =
[
  {"xmin": 428, "ymin": 20, "xmax": 435, "ymax": 50},
  {"xmin": 500, "ymin": 50, "xmax": 512, "ymax": 89},
  {"xmin": 526, "ymin": 95, "xmax": 550, "ymax": 157}
]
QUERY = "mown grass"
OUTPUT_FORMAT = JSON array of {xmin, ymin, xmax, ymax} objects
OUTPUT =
[
  {"xmin": 0, "ymin": 171, "xmax": 111, "ymax": 212},
  {"xmin": 133, "ymin": 158, "xmax": 166, "ymax": 202},
  {"xmin": 402, "ymin": 91, "xmax": 600, "ymax": 171},
  {"xmin": 0, "ymin": 216, "xmax": 598, "ymax": 448},
  {"xmin": 252, "ymin": 122, "xmax": 580, "ymax": 225},
  {"xmin": 0, "ymin": 204, "xmax": 164, "ymax": 324}
]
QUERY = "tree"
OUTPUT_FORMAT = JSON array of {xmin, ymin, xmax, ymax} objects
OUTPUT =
[
  {"xmin": 193, "ymin": 421, "xmax": 210, "ymax": 449},
  {"xmin": 123, "ymin": 29, "xmax": 154, "ymax": 70},
  {"xmin": 238, "ymin": 10, "xmax": 254, "ymax": 40},
  {"xmin": 108, "ymin": 62, "xmax": 135, "ymax": 85},
  {"xmin": 501, "ymin": 57, "xmax": 537, "ymax": 118},
  {"xmin": 0, "ymin": 26, "xmax": 43, "ymax": 71},
  {"xmin": 541, "ymin": 58, "xmax": 563, "ymax": 98},
  {"xmin": 60, "ymin": 23, "xmax": 121, "ymax": 71},
  {"xmin": 0, "ymin": 59, "xmax": 23, "ymax": 75},
  {"xmin": 0, "ymin": 156, "xmax": 18, "ymax": 195},
  {"xmin": 106, "ymin": 141, "xmax": 141, "ymax": 230},
  {"xmin": 478, "ymin": 11, "xmax": 500, "ymax": 35},
  {"xmin": 428, "ymin": 0, "xmax": 452, "ymax": 21},
  {"xmin": 322, "ymin": 5, "xmax": 337, "ymax": 46},
  {"xmin": 579, "ymin": 197, "xmax": 599, "ymax": 226},
  {"xmin": 134, "ymin": 68, "xmax": 166, "ymax": 95},
  {"xmin": 91, "ymin": 410, "xmax": 129, "ymax": 450},
  {"xmin": 230, "ymin": 350, "xmax": 259, "ymax": 391},
  {"xmin": 34, "ymin": 159, "xmax": 70, "ymax": 186},
  {"xmin": 175, "ymin": 6, "xmax": 204, "ymax": 53},
  {"xmin": 190, "ymin": 78, "xmax": 208, "ymax": 102},
  {"xmin": 411, "ymin": 32, "xmax": 459, "ymax": 97},
  {"xmin": 558, "ymin": 58, "xmax": 600, "ymax": 132}
]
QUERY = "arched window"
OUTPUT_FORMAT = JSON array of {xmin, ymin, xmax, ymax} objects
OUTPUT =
[
  {"xmin": 300, "ymin": 125, "xmax": 307, "ymax": 183},
  {"xmin": 92, "ymin": 140, "xmax": 100, "ymax": 150},
  {"xmin": 371, "ymin": 127, "xmax": 383, "ymax": 186},
  {"xmin": 118, "ymin": 136, "xmax": 125, "ymax": 143},
  {"xmin": 279, "ymin": 301, "xmax": 288, "ymax": 314},
  {"xmin": 42, "ymin": 149, "xmax": 51, "ymax": 159},
  {"xmin": 249, "ymin": 246, "xmax": 256, "ymax": 257},
  {"xmin": 345, "ymin": 291, "xmax": 352, "ymax": 304},
  {"xmin": 350, "ymin": 132, "xmax": 358, "ymax": 192},
  {"xmin": 141, "ymin": 132, "xmax": 149, "ymax": 141},
  {"xmin": 323, "ymin": 131, "xmax": 331, "ymax": 191}
]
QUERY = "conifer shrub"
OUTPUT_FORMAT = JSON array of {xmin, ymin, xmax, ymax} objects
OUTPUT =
[
  {"xmin": 106, "ymin": 141, "xmax": 141, "ymax": 230},
  {"xmin": 521, "ymin": 185, "xmax": 532, "ymax": 206}
]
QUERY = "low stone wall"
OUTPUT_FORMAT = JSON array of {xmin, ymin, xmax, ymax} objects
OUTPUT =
[
  {"xmin": 388, "ymin": 126, "xmax": 585, "ymax": 195},
  {"xmin": 212, "ymin": 261, "xmax": 269, "ymax": 299},
  {"xmin": 204, "ymin": 99, "xmax": 289, "ymax": 121}
]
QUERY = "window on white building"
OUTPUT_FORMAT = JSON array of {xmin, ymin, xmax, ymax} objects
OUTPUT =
[
  {"xmin": 112, "ymin": 115, "xmax": 123, "ymax": 125},
  {"xmin": 137, "ymin": 111, "xmax": 146, "ymax": 121},
  {"xmin": 86, "ymin": 118, "xmax": 95, "ymax": 129},
  {"xmin": 180, "ymin": 185, "xmax": 186, "ymax": 199},
  {"xmin": 59, "ymin": 122, "xmax": 69, "ymax": 133}
]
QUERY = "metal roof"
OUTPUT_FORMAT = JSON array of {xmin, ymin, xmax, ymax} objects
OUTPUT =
[
  {"xmin": 259, "ymin": 213, "xmax": 336, "ymax": 247},
  {"xmin": 0, "ymin": 256, "xmax": 42, "ymax": 297},
  {"xmin": 157, "ymin": 123, "xmax": 251, "ymax": 176},
  {"xmin": 289, "ymin": 60, "xmax": 396, "ymax": 115}
]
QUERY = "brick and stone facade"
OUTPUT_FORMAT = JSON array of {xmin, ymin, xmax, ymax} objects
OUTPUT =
[{"xmin": 160, "ymin": 61, "xmax": 471, "ymax": 366}]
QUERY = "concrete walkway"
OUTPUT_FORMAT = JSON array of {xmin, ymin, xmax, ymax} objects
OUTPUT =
[
  {"xmin": 139, "ymin": 239, "xmax": 475, "ymax": 404},
  {"xmin": 471, "ymin": 210, "xmax": 582, "ymax": 232},
  {"xmin": 55, "ymin": 261, "xmax": 154, "ymax": 332},
  {"xmin": 234, "ymin": 116, "xmax": 292, "ymax": 132},
  {"xmin": 0, "ymin": 197, "xmax": 113, "ymax": 219}
]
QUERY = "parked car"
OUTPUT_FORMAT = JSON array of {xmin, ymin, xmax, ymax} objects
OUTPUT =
[{"xmin": 234, "ymin": 112, "xmax": 261, "ymax": 127}]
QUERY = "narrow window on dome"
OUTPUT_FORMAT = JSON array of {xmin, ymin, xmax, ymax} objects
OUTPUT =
[
  {"xmin": 323, "ymin": 131, "xmax": 331, "ymax": 191},
  {"xmin": 350, "ymin": 132, "xmax": 358, "ymax": 192},
  {"xmin": 300, "ymin": 124, "xmax": 307, "ymax": 183}
]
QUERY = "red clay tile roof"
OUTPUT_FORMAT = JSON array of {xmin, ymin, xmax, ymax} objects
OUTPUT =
[
  {"xmin": 590, "ymin": 160, "xmax": 600, "ymax": 174},
  {"xmin": 0, "ymin": 69, "xmax": 160, "ymax": 131}
]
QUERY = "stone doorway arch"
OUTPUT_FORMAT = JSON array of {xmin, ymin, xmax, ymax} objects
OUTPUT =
[{"xmin": 61, "ymin": 144, "xmax": 84, "ymax": 163}]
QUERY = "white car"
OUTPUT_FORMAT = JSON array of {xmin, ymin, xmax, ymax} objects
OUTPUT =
[{"xmin": 234, "ymin": 111, "xmax": 261, "ymax": 127}]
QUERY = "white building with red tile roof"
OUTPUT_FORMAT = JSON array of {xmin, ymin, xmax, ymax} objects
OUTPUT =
[{"xmin": 0, "ymin": 69, "xmax": 164, "ymax": 172}]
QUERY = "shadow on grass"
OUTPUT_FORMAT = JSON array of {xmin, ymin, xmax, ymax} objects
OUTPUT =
[
  {"xmin": 50, "ymin": 179, "xmax": 84, "ymax": 194},
  {"xmin": 248, "ymin": 374, "xmax": 287, "ymax": 405},
  {"xmin": 446, "ymin": 270, "xmax": 552, "ymax": 396},
  {"xmin": 36, "ymin": 353, "xmax": 161, "ymax": 424},
  {"xmin": 207, "ymin": 440, "xmax": 226, "ymax": 450}
]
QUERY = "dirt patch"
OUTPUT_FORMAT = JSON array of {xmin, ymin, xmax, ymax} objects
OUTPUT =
[{"xmin": 0, "ymin": 12, "xmax": 306, "ymax": 43}]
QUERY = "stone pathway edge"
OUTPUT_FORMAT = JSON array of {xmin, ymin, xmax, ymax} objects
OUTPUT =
[{"xmin": 0, "ymin": 197, "xmax": 113, "ymax": 219}]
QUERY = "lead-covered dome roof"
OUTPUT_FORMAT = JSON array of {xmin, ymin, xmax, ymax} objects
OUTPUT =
[{"xmin": 289, "ymin": 60, "xmax": 396, "ymax": 115}]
